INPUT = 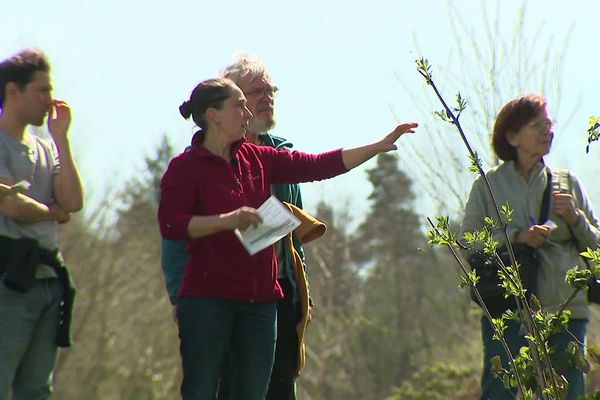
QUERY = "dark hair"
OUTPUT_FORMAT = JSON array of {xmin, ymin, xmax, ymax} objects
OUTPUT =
[
  {"xmin": 492, "ymin": 94, "xmax": 547, "ymax": 161},
  {"xmin": 0, "ymin": 49, "xmax": 50, "ymax": 107},
  {"xmin": 179, "ymin": 78, "xmax": 236, "ymax": 130}
]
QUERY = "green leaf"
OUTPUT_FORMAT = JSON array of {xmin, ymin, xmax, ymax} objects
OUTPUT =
[
  {"xmin": 502, "ymin": 309, "xmax": 520, "ymax": 321},
  {"xmin": 468, "ymin": 152, "xmax": 482, "ymax": 173},
  {"xmin": 588, "ymin": 344, "xmax": 600, "ymax": 366},
  {"xmin": 528, "ymin": 294, "xmax": 542, "ymax": 313},
  {"xmin": 586, "ymin": 115, "xmax": 600, "ymax": 153},
  {"xmin": 491, "ymin": 318, "xmax": 507, "ymax": 341},
  {"xmin": 565, "ymin": 266, "xmax": 593, "ymax": 290},
  {"xmin": 466, "ymin": 269, "xmax": 479, "ymax": 285},
  {"xmin": 500, "ymin": 203, "xmax": 513, "ymax": 224},
  {"xmin": 566, "ymin": 341, "xmax": 591, "ymax": 373},
  {"xmin": 490, "ymin": 355, "xmax": 503, "ymax": 374},
  {"xmin": 455, "ymin": 92, "xmax": 467, "ymax": 112}
]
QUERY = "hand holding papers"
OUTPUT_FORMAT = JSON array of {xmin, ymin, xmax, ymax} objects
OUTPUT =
[{"xmin": 234, "ymin": 196, "xmax": 300, "ymax": 255}]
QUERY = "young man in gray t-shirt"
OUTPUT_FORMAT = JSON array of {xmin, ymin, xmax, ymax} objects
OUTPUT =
[{"xmin": 0, "ymin": 49, "xmax": 83, "ymax": 399}]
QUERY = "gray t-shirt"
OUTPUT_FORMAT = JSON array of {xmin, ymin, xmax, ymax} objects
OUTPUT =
[{"xmin": 0, "ymin": 130, "xmax": 60, "ymax": 277}]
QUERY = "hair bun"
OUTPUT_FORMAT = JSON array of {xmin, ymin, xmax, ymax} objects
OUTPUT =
[{"xmin": 179, "ymin": 100, "xmax": 192, "ymax": 119}]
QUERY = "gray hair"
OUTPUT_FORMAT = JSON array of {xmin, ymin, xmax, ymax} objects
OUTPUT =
[{"xmin": 221, "ymin": 51, "xmax": 271, "ymax": 85}]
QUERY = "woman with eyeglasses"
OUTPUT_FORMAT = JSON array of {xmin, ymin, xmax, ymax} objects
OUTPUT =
[
  {"xmin": 158, "ymin": 77, "xmax": 417, "ymax": 400},
  {"xmin": 460, "ymin": 94, "xmax": 600, "ymax": 399}
]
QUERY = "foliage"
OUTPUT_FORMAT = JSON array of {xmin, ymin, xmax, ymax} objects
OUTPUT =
[
  {"xmin": 300, "ymin": 155, "xmax": 480, "ymax": 400},
  {"xmin": 298, "ymin": 201, "xmax": 365, "ymax": 400},
  {"xmin": 349, "ymin": 154, "xmax": 442, "ymax": 397},
  {"xmin": 586, "ymin": 116, "xmax": 600, "ymax": 154},
  {"xmin": 386, "ymin": 362, "xmax": 479, "ymax": 400},
  {"xmin": 47, "ymin": 130, "xmax": 600, "ymax": 398},
  {"xmin": 53, "ymin": 135, "xmax": 180, "ymax": 400},
  {"xmin": 50, "ymin": 133, "xmax": 479, "ymax": 400}
]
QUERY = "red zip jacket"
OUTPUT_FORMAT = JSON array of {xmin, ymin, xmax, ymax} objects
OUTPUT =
[{"xmin": 158, "ymin": 132, "xmax": 346, "ymax": 302}]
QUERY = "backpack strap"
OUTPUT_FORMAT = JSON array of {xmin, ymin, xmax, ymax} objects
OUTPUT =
[
  {"xmin": 548, "ymin": 167, "xmax": 569, "ymax": 194},
  {"xmin": 557, "ymin": 168, "xmax": 570, "ymax": 194},
  {"xmin": 553, "ymin": 168, "xmax": 593, "ymax": 266},
  {"xmin": 538, "ymin": 169, "xmax": 553, "ymax": 224}
]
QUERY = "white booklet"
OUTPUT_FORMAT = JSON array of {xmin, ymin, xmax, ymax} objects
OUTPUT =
[
  {"xmin": 12, "ymin": 180, "xmax": 31, "ymax": 193},
  {"xmin": 234, "ymin": 195, "xmax": 301, "ymax": 255},
  {"xmin": 3, "ymin": 180, "xmax": 31, "ymax": 196}
]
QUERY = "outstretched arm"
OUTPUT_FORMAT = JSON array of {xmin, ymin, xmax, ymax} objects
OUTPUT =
[
  {"xmin": 49, "ymin": 100, "xmax": 84, "ymax": 213},
  {"xmin": 341, "ymin": 123, "xmax": 418, "ymax": 170}
]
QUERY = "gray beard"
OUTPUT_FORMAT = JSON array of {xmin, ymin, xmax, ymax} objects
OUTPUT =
[{"xmin": 248, "ymin": 116, "xmax": 276, "ymax": 135}]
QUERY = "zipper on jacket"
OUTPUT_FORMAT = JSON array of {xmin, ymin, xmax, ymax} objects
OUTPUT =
[{"xmin": 229, "ymin": 160, "xmax": 243, "ymax": 194}]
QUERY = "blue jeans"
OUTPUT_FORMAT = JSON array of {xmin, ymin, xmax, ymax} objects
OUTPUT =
[
  {"xmin": 0, "ymin": 279, "xmax": 62, "ymax": 400},
  {"xmin": 177, "ymin": 297, "xmax": 277, "ymax": 400},
  {"xmin": 480, "ymin": 316, "xmax": 587, "ymax": 400}
]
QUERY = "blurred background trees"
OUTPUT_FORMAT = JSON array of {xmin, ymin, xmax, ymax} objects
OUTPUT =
[
  {"xmin": 51, "ymin": 134, "xmax": 600, "ymax": 399},
  {"xmin": 53, "ymin": 143, "xmax": 482, "ymax": 400},
  {"xmin": 49, "ymin": 2, "xmax": 600, "ymax": 397},
  {"xmin": 53, "ymin": 137, "xmax": 181, "ymax": 400}
]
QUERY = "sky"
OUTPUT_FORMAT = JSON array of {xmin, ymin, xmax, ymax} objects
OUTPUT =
[{"xmin": 2, "ymin": 0, "xmax": 599, "ymax": 226}]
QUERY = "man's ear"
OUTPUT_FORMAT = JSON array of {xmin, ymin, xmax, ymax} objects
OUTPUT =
[{"xmin": 3, "ymin": 82, "xmax": 21, "ymax": 103}]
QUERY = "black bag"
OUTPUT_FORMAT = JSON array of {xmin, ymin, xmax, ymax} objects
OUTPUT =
[
  {"xmin": 469, "ymin": 243, "xmax": 539, "ymax": 317},
  {"xmin": 568, "ymin": 235, "xmax": 600, "ymax": 305},
  {"xmin": 588, "ymin": 279, "xmax": 600, "ymax": 304},
  {"xmin": 467, "ymin": 169, "xmax": 552, "ymax": 317}
]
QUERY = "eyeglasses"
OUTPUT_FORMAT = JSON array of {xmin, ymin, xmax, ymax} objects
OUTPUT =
[
  {"xmin": 245, "ymin": 86, "xmax": 278, "ymax": 99},
  {"xmin": 527, "ymin": 119, "xmax": 554, "ymax": 133}
]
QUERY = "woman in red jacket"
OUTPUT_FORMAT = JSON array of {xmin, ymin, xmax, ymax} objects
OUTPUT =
[{"xmin": 158, "ymin": 77, "xmax": 417, "ymax": 400}]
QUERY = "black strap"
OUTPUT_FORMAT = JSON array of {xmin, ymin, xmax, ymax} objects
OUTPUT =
[
  {"xmin": 538, "ymin": 168, "xmax": 553, "ymax": 224},
  {"xmin": 38, "ymin": 248, "xmax": 76, "ymax": 348}
]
